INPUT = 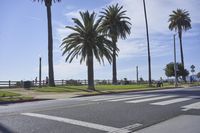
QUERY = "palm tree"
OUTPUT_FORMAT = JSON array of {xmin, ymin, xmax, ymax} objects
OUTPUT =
[
  {"xmin": 61, "ymin": 11, "xmax": 114, "ymax": 90},
  {"xmin": 34, "ymin": 0, "xmax": 61, "ymax": 86},
  {"xmin": 169, "ymin": 9, "xmax": 191, "ymax": 81},
  {"xmin": 100, "ymin": 4, "xmax": 131, "ymax": 85},
  {"xmin": 143, "ymin": 0, "xmax": 152, "ymax": 86}
]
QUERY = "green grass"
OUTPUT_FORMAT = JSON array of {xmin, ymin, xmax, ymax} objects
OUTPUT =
[
  {"xmin": 0, "ymin": 97, "xmax": 33, "ymax": 102},
  {"xmin": 0, "ymin": 90, "xmax": 33, "ymax": 103},
  {"xmin": 0, "ymin": 91, "xmax": 20, "ymax": 97},
  {"xmin": 35, "ymin": 86, "xmax": 87, "ymax": 92},
  {"xmin": 36, "ymin": 83, "xmax": 174, "ymax": 93},
  {"xmin": 95, "ymin": 84, "xmax": 151, "ymax": 90}
]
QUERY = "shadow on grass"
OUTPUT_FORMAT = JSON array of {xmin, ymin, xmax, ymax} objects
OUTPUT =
[
  {"xmin": 59, "ymin": 86, "xmax": 122, "ymax": 93},
  {"xmin": 56, "ymin": 86, "xmax": 89, "ymax": 92},
  {"xmin": 0, "ymin": 123, "xmax": 14, "ymax": 133}
]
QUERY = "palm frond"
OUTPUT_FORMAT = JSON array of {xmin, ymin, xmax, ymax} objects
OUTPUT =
[
  {"xmin": 61, "ymin": 11, "xmax": 114, "ymax": 65},
  {"xmin": 168, "ymin": 9, "xmax": 192, "ymax": 32}
]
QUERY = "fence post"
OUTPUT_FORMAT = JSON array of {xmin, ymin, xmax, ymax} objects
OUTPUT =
[
  {"xmin": 9, "ymin": 80, "xmax": 11, "ymax": 88},
  {"xmin": 43, "ymin": 80, "xmax": 45, "ymax": 86},
  {"xmin": 62, "ymin": 80, "xmax": 64, "ymax": 86},
  {"xmin": 21, "ymin": 80, "xmax": 23, "ymax": 88}
]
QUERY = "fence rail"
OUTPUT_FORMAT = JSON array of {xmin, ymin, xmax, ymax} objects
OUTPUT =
[{"xmin": 0, "ymin": 79, "xmax": 145, "ymax": 88}]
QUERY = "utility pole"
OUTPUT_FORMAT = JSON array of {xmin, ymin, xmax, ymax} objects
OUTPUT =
[
  {"xmin": 39, "ymin": 57, "xmax": 42, "ymax": 88},
  {"xmin": 173, "ymin": 34, "xmax": 178, "ymax": 87},
  {"xmin": 136, "ymin": 66, "xmax": 139, "ymax": 83}
]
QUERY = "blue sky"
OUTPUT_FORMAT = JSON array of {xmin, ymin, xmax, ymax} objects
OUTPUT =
[{"xmin": 0, "ymin": 0, "xmax": 199, "ymax": 81}]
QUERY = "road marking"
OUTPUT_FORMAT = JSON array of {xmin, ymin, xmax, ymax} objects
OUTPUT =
[
  {"xmin": 91, "ymin": 95, "xmax": 140, "ymax": 102},
  {"xmin": 108, "ymin": 95, "xmax": 156, "ymax": 102},
  {"xmin": 126, "ymin": 95, "xmax": 176, "ymax": 103},
  {"xmin": 109, "ymin": 123, "xmax": 143, "ymax": 133},
  {"xmin": 71, "ymin": 96, "xmax": 109, "ymax": 101},
  {"xmin": 182, "ymin": 102, "xmax": 200, "ymax": 111},
  {"xmin": 151, "ymin": 97, "xmax": 191, "ymax": 105},
  {"xmin": 21, "ymin": 113, "xmax": 130, "ymax": 133},
  {"xmin": 188, "ymin": 96, "xmax": 200, "ymax": 99}
]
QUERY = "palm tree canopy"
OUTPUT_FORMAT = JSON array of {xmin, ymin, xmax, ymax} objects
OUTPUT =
[
  {"xmin": 61, "ymin": 11, "xmax": 115, "ymax": 65},
  {"xmin": 169, "ymin": 9, "xmax": 191, "ymax": 32},
  {"xmin": 100, "ymin": 3, "xmax": 131, "ymax": 41},
  {"xmin": 33, "ymin": 0, "xmax": 61, "ymax": 6}
]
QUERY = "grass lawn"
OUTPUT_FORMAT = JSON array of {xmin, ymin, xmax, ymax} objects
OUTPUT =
[
  {"xmin": 0, "ymin": 90, "xmax": 33, "ymax": 103},
  {"xmin": 0, "ymin": 91, "xmax": 20, "ymax": 97},
  {"xmin": 35, "ymin": 83, "xmax": 175, "ymax": 93}
]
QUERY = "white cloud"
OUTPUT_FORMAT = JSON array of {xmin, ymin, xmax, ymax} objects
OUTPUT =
[
  {"xmin": 112, "ymin": 0, "xmax": 200, "ymax": 35},
  {"xmin": 65, "ymin": 11, "xmax": 80, "ymax": 19},
  {"xmin": 50, "ymin": 0, "xmax": 200, "ymax": 80}
]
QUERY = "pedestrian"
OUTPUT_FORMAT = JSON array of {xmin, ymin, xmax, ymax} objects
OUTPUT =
[
  {"xmin": 35, "ymin": 77, "xmax": 37, "ymax": 83},
  {"xmin": 160, "ymin": 77, "xmax": 163, "ymax": 87},
  {"xmin": 46, "ymin": 76, "xmax": 48, "ymax": 85},
  {"xmin": 35, "ymin": 77, "xmax": 38, "ymax": 86}
]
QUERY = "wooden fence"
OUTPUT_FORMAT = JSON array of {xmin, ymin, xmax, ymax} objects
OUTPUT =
[{"xmin": 0, "ymin": 79, "xmax": 143, "ymax": 88}]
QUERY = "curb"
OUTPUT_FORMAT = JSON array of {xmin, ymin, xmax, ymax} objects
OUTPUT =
[{"xmin": 0, "ymin": 99, "xmax": 51, "ymax": 105}]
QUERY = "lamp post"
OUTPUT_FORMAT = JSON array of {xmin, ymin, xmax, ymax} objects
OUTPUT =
[
  {"xmin": 173, "ymin": 34, "xmax": 178, "ymax": 87},
  {"xmin": 143, "ymin": 0, "xmax": 152, "ymax": 86},
  {"xmin": 39, "ymin": 57, "xmax": 42, "ymax": 88},
  {"xmin": 136, "ymin": 66, "xmax": 139, "ymax": 84}
]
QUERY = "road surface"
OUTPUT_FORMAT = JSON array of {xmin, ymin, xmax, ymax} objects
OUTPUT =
[{"xmin": 0, "ymin": 87, "xmax": 200, "ymax": 133}]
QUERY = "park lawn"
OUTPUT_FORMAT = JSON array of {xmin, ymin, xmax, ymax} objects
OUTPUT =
[
  {"xmin": 35, "ymin": 85, "xmax": 88, "ymax": 92},
  {"xmin": 0, "ymin": 90, "xmax": 33, "ymax": 103},
  {"xmin": 35, "ymin": 84, "xmax": 164, "ymax": 93},
  {"xmin": 0, "ymin": 96, "xmax": 33, "ymax": 102},
  {"xmin": 95, "ymin": 84, "xmax": 151, "ymax": 90},
  {"xmin": 0, "ymin": 90, "xmax": 20, "ymax": 97}
]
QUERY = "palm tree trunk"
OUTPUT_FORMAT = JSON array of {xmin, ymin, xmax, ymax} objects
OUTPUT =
[
  {"xmin": 143, "ymin": 0, "xmax": 152, "ymax": 86},
  {"xmin": 46, "ymin": 5, "xmax": 55, "ymax": 87},
  {"xmin": 112, "ymin": 39, "xmax": 117, "ymax": 85},
  {"xmin": 178, "ymin": 31, "xmax": 186, "ymax": 81},
  {"xmin": 87, "ymin": 53, "xmax": 95, "ymax": 91}
]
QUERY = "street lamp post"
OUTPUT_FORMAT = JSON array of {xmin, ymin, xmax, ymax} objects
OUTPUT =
[
  {"xmin": 173, "ymin": 34, "xmax": 178, "ymax": 87},
  {"xmin": 143, "ymin": 0, "xmax": 152, "ymax": 87},
  {"xmin": 39, "ymin": 57, "xmax": 42, "ymax": 88},
  {"xmin": 136, "ymin": 66, "xmax": 139, "ymax": 84}
]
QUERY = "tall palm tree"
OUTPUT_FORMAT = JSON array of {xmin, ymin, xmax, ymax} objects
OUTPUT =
[
  {"xmin": 61, "ymin": 11, "xmax": 114, "ymax": 90},
  {"xmin": 100, "ymin": 4, "xmax": 131, "ymax": 85},
  {"xmin": 143, "ymin": 0, "xmax": 152, "ymax": 86},
  {"xmin": 34, "ymin": 0, "xmax": 61, "ymax": 86},
  {"xmin": 169, "ymin": 9, "xmax": 191, "ymax": 81}
]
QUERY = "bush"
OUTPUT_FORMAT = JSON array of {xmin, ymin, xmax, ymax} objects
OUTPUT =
[
  {"xmin": 16, "ymin": 81, "xmax": 22, "ymax": 87},
  {"xmin": 23, "ymin": 81, "xmax": 32, "ymax": 89}
]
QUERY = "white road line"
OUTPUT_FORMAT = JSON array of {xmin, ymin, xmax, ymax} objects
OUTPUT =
[
  {"xmin": 91, "ymin": 95, "xmax": 140, "ymax": 102},
  {"xmin": 109, "ymin": 123, "xmax": 143, "ymax": 133},
  {"xmin": 108, "ymin": 95, "xmax": 156, "ymax": 102},
  {"xmin": 126, "ymin": 95, "xmax": 176, "ymax": 103},
  {"xmin": 188, "ymin": 96, "xmax": 200, "ymax": 99},
  {"xmin": 182, "ymin": 102, "xmax": 200, "ymax": 111},
  {"xmin": 89, "ymin": 96, "xmax": 118, "ymax": 101},
  {"xmin": 151, "ymin": 98, "xmax": 191, "ymax": 105},
  {"xmin": 21, "ymin": 113, "xmax": 130, "ymax": 133}
]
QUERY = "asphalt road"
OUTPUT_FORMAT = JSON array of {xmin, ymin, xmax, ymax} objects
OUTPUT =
[{"xmin": 0, "ymin": 87, "xmax": 200, "ymax": 133}]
